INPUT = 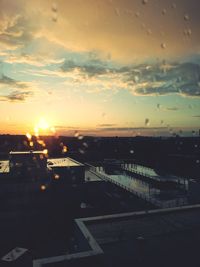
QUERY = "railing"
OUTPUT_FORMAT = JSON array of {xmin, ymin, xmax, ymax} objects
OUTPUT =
[
  {"xmin": 121, "ymin": 164, "xmax": 188, "ymax": 187},
  {"xmin": 87, "ymin": 166, "xmax": 188, "ymax": 209}
]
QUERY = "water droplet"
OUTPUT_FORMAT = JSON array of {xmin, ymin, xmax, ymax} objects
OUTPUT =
[
  {"xmin": 52, "ymin": 13, "xmax": 58, "ymax": 22},
  {"xmin": 161, "ymin": 120, "xmax": 164, "ymax": 125},
  {"xmin": 115, "ymin": 7, "xmax": 120, "ymax": 16},
  {"xmin": 52, "ymin": 2, "xmax": 58, "ymax": 12},
  {"xmin": 172, "ymin": 3, "xmax": 176, "ymax": 9},
  {"xmin": 161, "ymin": 42, "xmax": 166, "ymax": 49},
  {"xmin": 145, "ymin": 118, "xmax": 150, "ymax": 126},
  {"xmin": 196, "ymin": 159, "xmax": 200, "ymax": 164},
  {"xmin": 184, "ymin": 14, "xmax": 190, "ymax": 21},
  {"xmin": 62, "ymin": 145, "xmax": 68, "ymax": 153},
  {"xmin": 80, "ymin": 202, "xmax": 87, "ymax": 209},
  {"xmin": 43, "ymin": 149, "xmax": 48, "ymax": 155},
  {"xmin": 78, "ymin": 135, "xmax": 83, "ymax": 140},
  {"xmin": 157, "ymin": 104, "xmax": 160, "ymax": 109},
  {"xmin": 74, "ymin": 131, "xmax": 79, "ymax": 137},
  {"xmin": 79, "ymin": 148, "xmax": 85, "ymax": 154},
  {"xmin": 162, "ymin": 9, "xmax": 167, "ymax": 15},
  {"xmin": 130, "ymin": 150, "xmax": 134, "ymax": 154},
  {"xmin": 26, "ymin": 133, "xmax": 32, "ymax": 140},
  {"xmin": 29, "ymin": 141, "xmax": 34, "ymax": 147},
  {"xmin": 142, "ymin": 0, "xmax": 148, "ymax": 5},
  {"xmin": 83, "ymin": 142, "xmax": 88, "ymax": 148},
  {"xmin": 147, "ymin": 28, "xmax": 152, "ymax": 35},
  {"xmin": 135, "ymin": 11, "xmax": 140, "ymax": 18},
  {"xmin": 134, "ymin": 75, "xmax": 139, "ymax": 83},
  {"xmin": 187, "ymin": 28, "xmax": 192, "ymax": 36},
  {"xmin": 54, "ymin": 174, "xmax": 60, "ymax": 180},
  {"xmin": 40, "ymin": 185, "xmax": 46, "ymax": 191}
]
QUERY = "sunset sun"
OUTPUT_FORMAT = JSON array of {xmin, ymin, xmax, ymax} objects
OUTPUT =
[{"xmin": 33, "ymin": 117, "xmax": 55, "ymax": 136}]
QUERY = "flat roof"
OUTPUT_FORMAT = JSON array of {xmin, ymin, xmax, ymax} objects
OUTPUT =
[
  {"xmin": 47, "ymin": 157, "xmax": 84, "ymax": 167},
  {"xmin": 123, "ymin": 163, "xmax": 185, "ymax": 183},
  {"xmin": 9, "ymin": 151, "xmax": 44, "ymax": 155},
  {"xmin": 0, "ymin": 160, "xmax": 9, "ymax": 173},
  {"xmin": 32, "ymin": 204, "xmax": 200, "ymax": 267}
]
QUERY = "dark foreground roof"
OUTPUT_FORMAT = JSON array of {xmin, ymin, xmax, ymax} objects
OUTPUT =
[{"xmin": 2, "ymin": 204, "xmax": 200, "ymax": 267}]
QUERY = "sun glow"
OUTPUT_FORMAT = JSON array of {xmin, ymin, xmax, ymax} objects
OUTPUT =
[
  {"xmin": 37, "ymin": 118, "xmax": 49, "ymax": 130},
  {"xmin": 34, "ymin": 117, "xmax": 55, "ymax": 136}
]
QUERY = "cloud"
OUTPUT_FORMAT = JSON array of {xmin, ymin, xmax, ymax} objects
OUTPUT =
[
  {"xmin": 59, "ymin": 56, "xmax": 200, "ymax": 97},
  {"xmin": 0, "ymin": 90, "xmax": 33, "ymax": 102},
  {"xmin": 0, "ymin": 72, "xmax": 33, "ymax": 102},
  {"xmin": 0, "ymin": 14, "xmax": 36, "ymax": 50},
  {"xmin": 128, "ymin": 62, "xmax": 200, "ymax": 97},
  {"xmin": 61, "ymin": 58, "xmax": 112, "ymax": 77},
  {"xmin": 4, "ymin": 53, "xmax": 65, "ymax": 67},
  {"xmin": 192, "ymin": 115, "xmax": 200, "ymax": 118},
  {"xmin": 0, "ymin": 73, "xmax": 28, "ymax": 89}
]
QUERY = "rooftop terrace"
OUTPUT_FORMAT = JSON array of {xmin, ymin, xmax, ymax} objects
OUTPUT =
[{"xmin": 47, "ymin": 157, "xmax": 84, "ymax": 168}]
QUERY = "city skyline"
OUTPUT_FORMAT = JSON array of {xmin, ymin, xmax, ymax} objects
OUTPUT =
[{"xmin": 0, "ymin": 0, "xmax": 200, "ymax": 137}]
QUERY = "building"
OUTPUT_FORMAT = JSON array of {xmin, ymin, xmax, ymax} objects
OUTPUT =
[
  {"xmin": 9, "ymin": 150, "xmax": 48, "ymax": 179},
  {"xmin": 47, "ymin": 157, "xmax": 85, "ymax": 185},
  {"xmin": 0, "ymin": 151, "xmax": 85, "ymax": 203},
  {"xmin": 2, "ymin": 204, "xmax": 200, "ymax": 266}
]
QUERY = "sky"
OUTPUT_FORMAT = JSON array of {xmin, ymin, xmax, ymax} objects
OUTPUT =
[{"xmin": 0, "ymin": 0, "xmax": 200, "ymax": 137}]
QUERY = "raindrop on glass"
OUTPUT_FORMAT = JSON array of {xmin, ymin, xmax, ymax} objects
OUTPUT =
[
  {"xmin": 80, "ymin": 202, "xmax": 87, "ymax": 209},
  {"xmin": 135, "ymin": 11, "xmax": 140, "ymax": 18},
  {"xmin": 83, "ymin": 142, "xmax": 88, "ymax": 148},
  {"xmin": 171, "ymin": 3, "xmax": 176, "ymax": 9},
  {"xmin": 183, "ymin": 28, "xmax": 192, "ymax": 37},
  {"xmin": 78, "ymin": 135, "xmax": 84, "ymax": 140},
  {"xmin": 184, "ymin": 14, "xmax": 190, "ymax": 21},
  {"xmin": 142, "ymin": 0, "xmax": 148, "ymax": 5},
  {"xmin": 52, "ymin": 2, "xmax": 58, "ymax": 12},
  {"xmin": 145, "ymin": 118, "xmax": 150, "ymax": 126},
  {"xmin": 79, "ymin": 148, "xmax": 85, "ymax": 154},
  {"xmin": 52, "ymin": 13, "xmax": 58, "ymax": 22},
  {"xmin": 134, "ymin": 75, "xmax": 139, "ymax": 83},
  {"xmin": 115, "ymin": 7, "xmax": 120, "ymax": 17},
  {"xmin": 147, "ymin": 29, "xmax": 152, "ymax": 35},
  {"xmin": 161, "ymin": 43, "xmax": 166, "ymax": 49},
  {"xmin": 187, "ymin": 29, "xmax": 192, "ymax": 36}
]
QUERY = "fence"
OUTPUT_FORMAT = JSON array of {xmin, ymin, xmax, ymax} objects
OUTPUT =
[{"xmin": 86, "ymin": 164, "xmax": 188, "ymax": 209}]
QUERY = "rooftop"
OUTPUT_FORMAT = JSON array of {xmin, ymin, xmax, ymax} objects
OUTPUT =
[
  {"xmin": 122, "ymin": 163, "xmax": 186, "ymax": 183},
  {"xmin": 29, "ymin": 204, "xmax": 200, "ymax": 267},
  {"xmin": 0, "ymin": 160, "xmax": 9, "ymax": 173},
  {"xmin": 9, "ymin": 151, "xmax": 45, "ymax": 155},
  {"xmin": 47, "ymin": 157, "xmax": 84, "ymax": 168}
]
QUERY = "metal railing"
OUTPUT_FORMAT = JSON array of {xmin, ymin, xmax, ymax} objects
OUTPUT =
[
  {"xmin": 121, "ymin": 164, "xmax": 188, "ymax": 187},
  {"xmin": 86, "ymin": 164, "xmax": 188, "ymax": 209}
]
